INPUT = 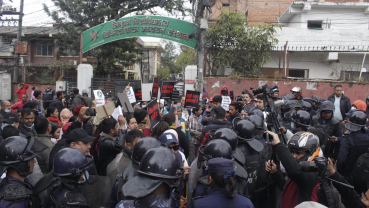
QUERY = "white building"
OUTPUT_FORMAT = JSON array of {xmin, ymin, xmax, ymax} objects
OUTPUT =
[{"xmin": 263, "ymin": 2, "xmax": 369, "ymax": 81}]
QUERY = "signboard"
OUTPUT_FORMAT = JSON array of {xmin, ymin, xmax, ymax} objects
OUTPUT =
[
  {"xmin": 93, "ymin": 90, "xmax": 105, "ymax": 106},
  {"xmin": 135, "ymin": 86, "xmax": 142, "ymax": 101},
  {"xmin": 142, "ymin": 83, "xmax": 153, "ymax": 101},
  {"xmin": 126, "ymin": 87, "xmax": 136, "ymax": 103},
  {"xmin": 147, "ymin": 98, "xmax": 160, "ymax": 129},
  {"xmin": 160, "ymin": 82, "xmax": 176, "ymax": 99},
  {"xmin": 82, "ymin": 15, "xmax": 198, "ymax": 53},
  {"xmin": 221, "ymin": 96, "xmax": 231, "ymax": 111},
  {"xmin": 117, "ymin": 93, "xmax": 134, "ymax": 113},
  {"xmin": 152, "ymin": 77, "xmax": 160, "ymax": 99},
  {"xmin": 184, "ymin": 90, "xmax": 200, "ymax": 108}
]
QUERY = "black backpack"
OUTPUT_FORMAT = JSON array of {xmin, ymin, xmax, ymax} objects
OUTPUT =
[{"xmin": 351, "ymin": 148, "xmax": 369, "ymax": 194}]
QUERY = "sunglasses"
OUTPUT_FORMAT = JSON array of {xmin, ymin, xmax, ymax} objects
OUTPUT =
[{"xmin": 168, "ymin": 145, "xmax": 179, "ymax": 151}]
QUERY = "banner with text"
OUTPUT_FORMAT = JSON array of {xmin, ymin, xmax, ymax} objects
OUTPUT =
[
  {"xmin": 184, "ymin": 90, "xmax": 200, "ymax": 108},
  {"xmin": 221, "ymin": 96, "xmax": 231, "ymax": 111},
  {"xmin": 151, "ymin": 77, "xmax": 160, "ymax": 99},
  {"xmin": 147, "ymin": 98, "xmax": 160, "ymax": 129},
  {"xmin": 160, "ymin": 82, "xmax": 176, "ymax": 99}
]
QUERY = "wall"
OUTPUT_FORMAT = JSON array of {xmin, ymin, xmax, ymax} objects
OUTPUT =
[
  {"xmin": 10, "ymin": 84, "xmax": 56, "ymax": 103},
  {"xmin": 204, "ymin": 77, "xmax": 369, "ymax": 102}
]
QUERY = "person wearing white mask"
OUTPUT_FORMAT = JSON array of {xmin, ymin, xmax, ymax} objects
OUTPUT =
[{"xmin": 0, "ymin": 101, "xmax": 11, "ymax": 124}]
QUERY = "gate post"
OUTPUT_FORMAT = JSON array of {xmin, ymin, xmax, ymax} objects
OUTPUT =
[{"xmin": 77, "ymin": 64, "xmax": 93, "ymax": 97}]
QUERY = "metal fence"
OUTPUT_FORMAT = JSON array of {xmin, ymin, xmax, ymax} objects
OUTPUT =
[{"xmin": 91, "ymin": 75, "xmax": 141, "ymax": 99}]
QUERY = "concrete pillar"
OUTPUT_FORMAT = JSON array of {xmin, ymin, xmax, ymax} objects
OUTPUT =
[{"xmin": 77, "ymin": 64, "xmax": 93, "ymax": 97}]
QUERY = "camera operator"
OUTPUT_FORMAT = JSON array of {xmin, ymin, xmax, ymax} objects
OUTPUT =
[{"xmin": 265, "ymin": 131, "xmax": 322, "ymax": 208}]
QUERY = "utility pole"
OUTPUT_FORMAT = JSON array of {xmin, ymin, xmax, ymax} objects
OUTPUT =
[{"xmin": 13, "ymin": 0, "xmax": 24, "ymax": 82}]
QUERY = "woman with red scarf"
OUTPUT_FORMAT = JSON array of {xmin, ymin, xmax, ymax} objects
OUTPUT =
[{"xmin": 46, "ymin": 106, "xmax": 62, "ymax": 127}]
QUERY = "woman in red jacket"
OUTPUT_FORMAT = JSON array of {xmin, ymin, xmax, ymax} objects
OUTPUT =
[{"xmin": 16, "ymin": 83, "xmax": 29, "ymax": 102}]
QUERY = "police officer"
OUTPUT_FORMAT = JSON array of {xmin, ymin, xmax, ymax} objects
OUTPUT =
[
  {"xmin": 110, "ymin": 137, "xmax": 161, "ymax": 207},
  {"xmin": 291, "ymin": 87, "xmax": 303, "ymax": 100},
  {"xmin": 290, "ymin": 110, "xmax": 312, "ymax": 134},
  {"xmin": 337, "ymin": 110, "xmax": 369, "ymax": 183},
  {"xmin": 312, "ymin": 101, "xmax": 342, "ymax": 160},
  {"xmin": 44, "ymin": 148, "xmax": 93, "ymax": 207},
  {"xmin": 0, "ymin": 136, "xmax": 39, "ymax": 207},
  {"xmin": 116, "ymin": 147, "xmax": 183, "ymax": 207},
  {"xmin": 234, "ymin": 119, "xmax": 272, "ymax": 207},
  {"xmin": 189, "ymin": 139, "xmax": 248, "ymax": 204},
  {"xmin": 190, "ymin": 158, "xmax": 254, "ymax": 208},
  {"xmin": 310, "ymin": 95, "xmax": 322, "ymax": 117}
]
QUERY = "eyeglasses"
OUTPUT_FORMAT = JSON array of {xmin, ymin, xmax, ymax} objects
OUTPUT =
[{"xmin": 168, "ymin": 145, "xmax": 179, "ymax": 151}]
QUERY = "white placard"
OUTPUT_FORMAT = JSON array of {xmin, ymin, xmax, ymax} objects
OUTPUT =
[
  {"xmin": 221, "ymin": 96, "xmax": 231, "ymax": 111},
  {"xmin": 112, "ymin": 106, "xmax": 123, "ymax": 121},
  {"xmin": 126, "ymin": 87, "xmax": 136, "ymax": 103},
  {"xmin": 93, "ymin": 90, "xmax": 105, "ymax": 106},
  {"xmin": 142, "ymin": 83, "xmax": 153, "ymax": 101}
]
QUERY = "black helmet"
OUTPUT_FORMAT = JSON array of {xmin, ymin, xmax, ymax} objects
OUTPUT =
[
  {"xmin": 288, "ymin": 132, "xmax": 320, "ymax": 161},
  {"xmin": 0, "ymin": 136, "xmax": 39, "ymax": 176},
  {"xmin": 291, "ymin": 110, "xmax": 311, "ymax": 127},
  {"xmin": 320, "ymin": 101, "xmax": 335, "ymax": 112},
  {"xmin": 283, "ymin": 100, "xmax": 298, "ymax": 112},
  {"xmin": 302, "ymin": 101, "xmax": 312, "ymax": 113},
  {"xmin": 244, "ymin": 115, "xmax": 265, "ymax": 130},
  {"xmin": 197, "ymin": 140, "xmax": 233, "ymax": 168},
  {"xmin": 131, "ymin": 137, "xmax": 161, "ymax": 164},
  {"xmin": 311, "ymin": 95, "xmax": 321, "ymax": 104},
  {"xmin": 345, "ymin": 110, "xmax": 367, "ymax": 132},
  {"xmin": 270, "ymin": 86, "xmax": 279, "ymax": 93},
  {"xmin": 212, "ymin": 128, "xmax": 238, "ymax": 151},
  {"xmin": 53, "ymin": 148, "xmax": 93, "ymax": 177},
  {"xmin": 235, "ymin": 120, "xmax": 256, "ymax": 139},
  {"xmin": 138, "ymin": 147, "xmax": 182, "ymax": 179},
  {"xmin": 248, "ymin": 107, "xmax": 264, "ymax": 121}
]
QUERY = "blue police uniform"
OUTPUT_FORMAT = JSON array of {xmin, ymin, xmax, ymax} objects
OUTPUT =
[
  {"xmin": 190, "ymin": 188, "xmax": 254, "ymax": 208},
  {"xmin": 47, "ymin": 183, "xmax": 87, "ymax": 208},
  {"xmin": 115, "ymin": 193, "xmax": 173, "ymax": 208},
  {"xmin": 0, "ymin": 176, "xmax": 33, "ymax": 208}
]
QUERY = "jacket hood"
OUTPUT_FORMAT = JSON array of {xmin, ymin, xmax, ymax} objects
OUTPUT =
[
  {"xmin": 353, "ymin": 100, "xmax": 366, "ymax": 111},
  {"xmin": 220, "ymin": 86, "xmax": 229, "ymax": 96}
]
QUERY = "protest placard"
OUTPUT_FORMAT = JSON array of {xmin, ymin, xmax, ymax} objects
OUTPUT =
[
  {"xmin": 151, "ymin": 77, "xmax": 160, "ymax": 99},
  {"xmin": 142, "ymin": 83, "xmax": 153, "ymax": 101},
  {"xmin": 117, "ymin": 93, "xmax": 134, "ymax": 113},
  {"xmin": 126, "ymin": 87, "xmax": 136, "ymax": 103},
  {"xmin": 93, "ymin": 90, "xmax": 105, "ymax": 106},
  {"xmin": 221, "ymin": 96, "xmax": 231, "ymax": 111},
  {"xmin": 184, "ymin": 90, "xmax": 200, "ymax": 108},
  {"xmin": 160, "ymin": 82, "xmax": 176, "ymax": 99},
  {"xmin": 147, "ymin": 98, "xmax": 160, "ymax": 129}
]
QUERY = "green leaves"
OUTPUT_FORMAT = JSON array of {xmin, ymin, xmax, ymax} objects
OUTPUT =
[{"xmin": 205, "ymin": 11, "xmax": 278, "ymax": 76}]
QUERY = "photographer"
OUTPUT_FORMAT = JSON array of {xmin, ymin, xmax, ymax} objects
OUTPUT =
[{"xmin": 266, "ymin": 131, "xmax": 322, "ymax": 208}]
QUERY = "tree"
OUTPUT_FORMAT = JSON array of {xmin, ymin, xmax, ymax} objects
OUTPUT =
[
  {"xmin": 160, "ymin": 40, "xmax": 179, "ymax": 74},
  {"xmin": 205, "ymin": 11, "xmax": 278, "ymax": 76},
  {"xmin": 175, "ymin": 45, "xmax": 196, "ymax": 73},
  {"xmin": 44, "ymin": 0, "xmax": 188, "ymax": 74},
  {"xmin": 157, "ymin": 65, "xmax": 171, "ymax": 79}
]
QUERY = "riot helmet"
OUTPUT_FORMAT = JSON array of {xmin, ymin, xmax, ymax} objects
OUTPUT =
[
  {"xmin": 244, "ymin": 115, "xmax": 266, "ymax": 137},
  {"xmin": 234, "ymin": 120, "xmax": 256, "ymax": 140},
  {"xmin": 0, "ymin": 136, "xmax": 40, "ymax": 177},
  {"xmin": 53, "ymin": 148, "xmax": 93, "ymax": 182},
  {"xmin": 320, "ymin": 101, "xmax": 335, "ymax": 112},
  {"xmin": 270, "ymin": 86, "xmax": 279, "ymax": 93},
  {"xmin": 302, "ymin": 101, "xmax": 312, "ymax": 113},
  {"xmin": 197, "ymin": 139, "xmax": 233, "ymax": 169},
  {"xmin": 138, "ymin": 147, "xmax": 182, "ymax": 180},
  {"xmin": 212, "ymin": 128, "xmax": 238, "ymax": 151},
  {"xmin": 345, "ymin": 110, "xmax": 367, "ymax": 132},
  {"xmin": 311, "ymin": 95, "xmax": 321, "ymax": 104},
  {"xmin": 131, "ymin": 137, "xmax": 161, "ymax": 164},
  {"xmin": 291, "ymin": 110, "xmax": 311, "ymax": 127},
  {"xmin": 288, "ymin": 132, "xmax": 320, "ymax": 161},
  {"xmin": 248, "ymin": 107, "xmax": 264, "ymax": 121}
]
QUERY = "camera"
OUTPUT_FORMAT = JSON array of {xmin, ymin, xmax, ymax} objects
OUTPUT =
[
  {"xmin": 236, "ymin": 95, "xmax": 244, "ymax": 102},
  {"xmin": 300, "ymin": 157, "xmax": 327, "ymax": 172},
  {"xmin": 85, "ymin": 108, "xmax": 96, "ymax": 116},
  {"xmin": 250, "ymin": 85, "xmax": 271, "ymax": 96}
]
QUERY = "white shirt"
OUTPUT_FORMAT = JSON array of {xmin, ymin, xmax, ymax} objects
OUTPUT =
[{"xmin": 333, "ymin": 96, "xmax": 343, "ymax": 121}]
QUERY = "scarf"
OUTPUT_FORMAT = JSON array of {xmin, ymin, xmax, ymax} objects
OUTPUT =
[{"xmin": 47, "ymin": 117, "xmax": 62, "ymax": 127}]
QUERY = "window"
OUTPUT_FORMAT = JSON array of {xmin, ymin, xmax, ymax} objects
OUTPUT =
[
  {"xmin": 36, "ymin": 41, "xmax": 53, "ymax": 56},
  {"xmin": 307, "ymin": 20, "xmax": 323, "ymax": 29},
  {"xmin": 289, "ymin": 69, "xmax": 307, "ymax": 78},
  {"xmin": 222, "ymin": 3, "xmax": 230, "ymax": 7}
]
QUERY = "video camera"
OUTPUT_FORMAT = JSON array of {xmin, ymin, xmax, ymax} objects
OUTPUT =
[
  {"xmin": 300, "ymin": 157, "xmax": 327, "ymax": 173},
  {"xmin": 251, "ymin": 85, "xmax": 271, "ymax": 96}
]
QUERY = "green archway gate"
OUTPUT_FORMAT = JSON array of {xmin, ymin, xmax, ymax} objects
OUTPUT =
[{"xmin": 80, "ymin": 15, "xmax": 198, "ymax": 55}]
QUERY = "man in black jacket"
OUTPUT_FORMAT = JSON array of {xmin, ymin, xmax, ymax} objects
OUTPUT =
[
  {"xmin": 266, "ymin": 131, "xmax": 321, "ymax": 208},
  {"xmin": 96, "ymin": 116, "xmax": 127, "ymax": 176},
  {"xmin": 69, "ymin": 88, "xmax": 86, "ymax": 112},
  {"xmin": 199, "ymin": 107, "xmax": 230, "ymax": 145},
  {"xmin": 328, "ymin": 85, "xmax": 351, "ymax": 123},
  {"xmin": 51, "ymin": 91, "xmax": 64, "ymax": 114},
  {"xmin": 42, "ymin": 83, "xmax": 55, "ymax": 110}
]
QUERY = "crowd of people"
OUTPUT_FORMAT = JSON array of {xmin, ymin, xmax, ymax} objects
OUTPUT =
[{"xmin": 0, "ymin": 82, "xmax": 369, "ymax": 208}]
